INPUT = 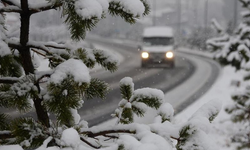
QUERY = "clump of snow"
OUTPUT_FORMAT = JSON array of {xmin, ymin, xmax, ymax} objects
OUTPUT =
[
  {"xmin": 112, "ymin": 0, "xmax": 145, "ymax": 17},
  {"xmin": 70, "ymin": 109, "xmax": 81, "ymax": 124},
  {"xmin": 75, "ymin": 0, "xmax": 104, "ymax": 19},
  {"xmin": 0, "ymin": 40, "xmax": 11, "ymax": 56},
  {"xmin": 179, "ymin": 129, "xmax": 218, "ymax": 150},
  {"xmin": 0, "ymin": 145, "xmax": 23, "ymax": 150},
  {"xmin": 191, "ymin": 99, "xmax": 222, "ymax": 122},
  {"xmin": 157, "ymin": 103, "xmax": 174, "ymax": 122},
  {"xmin": 132, "ymin": 88, "xmax": 164, "ymax": 103},
  {"xmin": 74, "ymin": 0, "xmax": 146, "ymax": 19},
  {"xmin": 120, "ymin": 77, "xmax": 134, "ymax": 91},
  {"xmin": 96, "ymin": 0, "xmax": 109, "ymax": 11},
  {"xmin": 0, "ymin": 12, "xmax": 11, "ymax": 57},
  {"xmin": 211, "ymin": 18, "xmax": 223, "ymax": 33},
  {"xmin": 61, "ymin": 128, "xmax": 80, "ymax": 148},
  {"xmin": 174, "ymin": 66, "xmax": 244, "ymax": 150},
  {"xmin": 50, "ymin": 59, "xmax": 91, "ymax": 84},
  {"xmin": 120, "ymin": 77, "xmax": 134, "ymax": 86},
  {"xmin": 31, "ymin": 52, "xmax": 41, "ymax": 69}
]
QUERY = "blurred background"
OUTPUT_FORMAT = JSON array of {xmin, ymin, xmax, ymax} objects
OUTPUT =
[
  {"xmin": 5, "ymin": 0, "xmax": 241, "ymax": 50},
  {"xmin": 91, "ymin": 0, "xmax": 241, "ymax": 49}
]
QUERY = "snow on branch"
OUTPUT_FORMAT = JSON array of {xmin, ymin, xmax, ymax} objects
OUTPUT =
[
  {"xmin": 49, "ymin": 59, "xmax": 90, "ymax": 84},
  {"xmin": 27, "ymin": 40, "xmax": 67, "ymax": 61},
  {"xmin": 211, "ymin": 18, "xmax": 223, "ymax": 34},
  {"xmin": 1, "ymin": 0, "xmax": 21, "ymax": 8},
  {"xmin": 0, "ymin": 5, "xmax": 22, "ymax": 13},
  {"xmin": 35, "ymin": 70, "xmax": 54, "ymax": 84},
  {"xmin": 29, "ymin": 2, "xmax": 62, "ymax": 14},
  {"xmin": 0, "ymin": 77, "xmax": 19, "ymax": 84}
]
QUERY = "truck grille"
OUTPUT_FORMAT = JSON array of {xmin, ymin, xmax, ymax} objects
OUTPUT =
[{"xmin": 150, "ymin": 53, "xmax": 165, "ymax": 59}]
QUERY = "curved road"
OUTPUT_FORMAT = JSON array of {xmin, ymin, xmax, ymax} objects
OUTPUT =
[
  {"xmin": 81, "ymin": 37, "xmax": 221, "ymax": 126},
  {"xmin": 0, "ymin": 37, "xmax": 220, "ymax": 127}
]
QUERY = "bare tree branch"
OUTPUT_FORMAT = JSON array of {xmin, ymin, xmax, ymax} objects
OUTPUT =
[
  {"xmin": 27, "ymin": 41, "xmax": 66, "ymax": 62},
  {"xmin": 7, "ymin": 39, "xmax": 22, "ymax": 50},
  {"xmin": 35, "ymin": 71, "xmax": 53, "ymax": 84},
  {"xmin": 81, "ymin": 128, "xmax": 180, "ymax": 142},
  {"xmin": 31, "ymin": 48, "xmax": 46, "ymax": 57},
  {"xmin": 82, "ymin": 129, "xmax": 136, "ymax": 138},
  {"xmin": 44, "ymin": 42, "xmax": 66, "ymax": 50},
  {"xmin": 1, "ymin": 0, "xmax": 21, "ymax": 8},
  {"xmin": 29, "ymin": 2, "xmax": 62, "ymax": 14},
  {"xmin": 80, "ymin": 137, "xmax": 101, "ymax": 149}
]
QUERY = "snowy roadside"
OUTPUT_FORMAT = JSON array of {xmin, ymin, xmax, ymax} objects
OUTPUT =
[
  {"xmin": 174, "ymin": 65, "xmax": 242, "ymax": 150},
  {"xmin": 99, "ymin": 47, "xmax": 240, "ymax": 149},
  {"xmin": 85, "ymin": 38, "xmax": 238, "ymax": 149},
  {"xmin": 174, "ymin": 48, "xmax": 241, "ymax": 150}
]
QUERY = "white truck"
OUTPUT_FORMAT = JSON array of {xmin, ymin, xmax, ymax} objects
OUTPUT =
[{"xmin": 139, "ymin": 26, "xmax": 175, "ymax": 68}]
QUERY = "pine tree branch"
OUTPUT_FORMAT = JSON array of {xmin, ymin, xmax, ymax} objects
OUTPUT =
[
  {"xmin": 80, "ymin": 137, "xmax": 101, "ymax": 149},
  {"xmin": 28, "ymin": 41, "xmax": 67, "ymax": 53},
  {"xmin": 171, "ymin": 136, "xmax": 181, "ymax": 142},
  {"xmin": 44, "ymin": 43, "xmax": 66, "ymax": 50},
  {"xmin": 27, "ymin": 41, "xmax": 50, "ymax": 54},
  {"xmin": 82, "ymin": 129, "xmax": 136, "ymax": 138},
  {"xmin": 103, "ymin": 135, "xmax": 118, "ymax": 139},
  {"xmin": 0, "ymin": 5, "xmax": 22, "ymax": 13},
  {"xmin": 1, "ymin": 0, "xmax": 21, "ymax": 8},
  {"xmin": 0, "ymin": 131, "xmax": 13, "ymax": 140},
  {"xmin": 29, "ymin": 2, "xmax": 62, "ymax": 14},
  {"xmin": 27, "ymin": 41, "xmax": 66, "ymax": 61},
  {"xmin": 31, "ymin": 48, "xmax": 46, "ymax": 57},
  {"xmin": 81, "ymin": 127, "xmax": 180, "ymax": 141},
  {"xmin": 7, "ymin": 39, "xmax": 22, "ymax": 49},
  {"xmin": 35, "ymin": 72, "xmax": 53, "ymax": 84},
  {"xmin": 0, "ymin": 77, "xmax": 19, "ymax": 84},
  {"xmin": 239, "ymin": 0, "xmax": 250, "ymax": 8}
]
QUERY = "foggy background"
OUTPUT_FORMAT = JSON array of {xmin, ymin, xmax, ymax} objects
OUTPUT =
[
  {"xmin": 5, "ymin": 0, "xmax": 242, "ymax": 49},
  {"xmin": 91, "ymin": 0, "xmax": 241, "ymax": 49}
]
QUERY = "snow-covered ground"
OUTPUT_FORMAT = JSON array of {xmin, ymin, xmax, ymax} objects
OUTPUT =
[
  {"xmin": 172, "ymin": 48, "xmax": 243, "ymax": 149},
  {"xmin": 1, "ymin": 46, "xmax": 241, "ymax": 150},
  {"xmin": 99, "ymin": 48, "xmax": 242, "ymax": 150},
  {"xmin": 175, "ymin": 65, "xmax": 241, "ymax": 150}
]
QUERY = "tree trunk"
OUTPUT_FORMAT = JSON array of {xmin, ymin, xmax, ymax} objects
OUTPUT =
[{"xmin": 19, "ymin": 0, "xmax": 50, "ymax": 127}]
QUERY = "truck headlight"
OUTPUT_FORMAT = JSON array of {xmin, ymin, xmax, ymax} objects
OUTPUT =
[
  {"xmin": 166, "ymin": 52, "xmax": 174, "ymax": 58},
  {"xmin": 142, "ymin": 52, "xmax": 149, "ymax": 58}
]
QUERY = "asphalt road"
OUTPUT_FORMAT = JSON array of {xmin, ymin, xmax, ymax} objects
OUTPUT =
[
  {"xmin": 0, "ymin": 37, "xmax": 220, "ymax": 127},
  {"xmin": 81, "ymin": 37, "xmax": 220, "ymax": 126}
]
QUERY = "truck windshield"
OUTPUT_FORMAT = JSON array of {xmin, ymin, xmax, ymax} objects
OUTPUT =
[{"xmin": 143, "ymin": 37, "xmax": 174, "ymax": 46}]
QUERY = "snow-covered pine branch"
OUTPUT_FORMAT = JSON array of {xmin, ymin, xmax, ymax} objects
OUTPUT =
[
  {"xmin": 211, "ymin": 18, "xmax": 223, "ymax": 34},
  {"xmin": 0, "ymin": 0, "xmax": 223, "ymax": 150},
  {"xmin": 207, "ymin": 0, "xmax": 250, "ymax": 149}
]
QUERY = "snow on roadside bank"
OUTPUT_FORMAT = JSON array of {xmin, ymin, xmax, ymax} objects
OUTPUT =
[
  {"xmin": 1, "ymin": 43, "xmax": 240, "ymax": 150},
  {"xmin": 174, "ymin": 65, "xmax": 243, "ymax": 150},
  {"xmin": 175, "ymin": 48, "xmax": 243, "ymax": 149},
  {"xmin": 99, "ymin": 48, "xmax": 241, "ymax": 149}
]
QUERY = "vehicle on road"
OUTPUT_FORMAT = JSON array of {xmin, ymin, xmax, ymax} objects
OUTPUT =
[{"xmin": 139, "ymin": 26, "xmax": 175, "ymax": 68}]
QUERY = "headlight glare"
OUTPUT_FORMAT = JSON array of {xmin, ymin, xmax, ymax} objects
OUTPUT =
[
  {"xmin": 166, "ymin": 52, "xmax": 174, "ymax": 58},
  {"xmin": 142, "ymin": 52, "xmax": 149, "ymax": 58}
]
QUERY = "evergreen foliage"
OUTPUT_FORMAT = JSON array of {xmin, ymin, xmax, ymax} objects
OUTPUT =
[
  {"xmin": 207, "ymin": 0, "xmax": 250, "ymax": 149},
  {"xmin": 113, "ymin": 77, "xmax": 163, "ymax": 124},
  {"xmin": 0, "ymin": 0, "xmax": 222, "ymax": 150}
]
